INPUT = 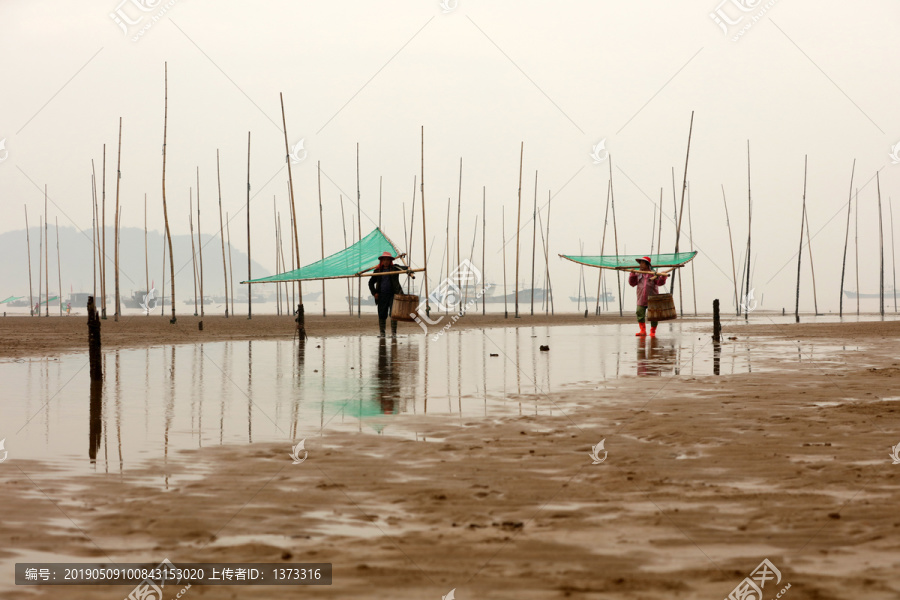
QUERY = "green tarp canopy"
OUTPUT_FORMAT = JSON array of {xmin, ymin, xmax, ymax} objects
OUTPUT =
[
  {"xmin": 560, "ymin": 251, "xmax": 697, "ymax": 270},
  {"xmin": 243, "ymin": 228, "xmax": 402, "ymax": 284},
  {"xmin": 0, "ymin": 296, "xmax": 22, "ymax": 304}
]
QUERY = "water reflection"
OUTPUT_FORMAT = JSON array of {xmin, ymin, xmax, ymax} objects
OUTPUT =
[
  {"xmin": 88, "ymin": 380, "xmax": 102, "ymax": 463},
  {"xmin": 636, "ymin": 337, "xmax": 677, "ymax": 377}
]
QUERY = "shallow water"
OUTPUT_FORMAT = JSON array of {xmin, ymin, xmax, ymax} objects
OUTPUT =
[{"xmin": 2, "ymin": 318, "xmax": 863, "ymax": 477}]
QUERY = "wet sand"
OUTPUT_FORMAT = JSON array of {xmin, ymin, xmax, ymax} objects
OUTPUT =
[{"xmin": 3, "ymin": 320, "xmax": 900, "ymax": 598}]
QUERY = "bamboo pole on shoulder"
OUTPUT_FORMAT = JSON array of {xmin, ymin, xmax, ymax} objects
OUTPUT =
[{"xmin": 673, "ymin": 112, "xmax": 694, "ymax": 318}]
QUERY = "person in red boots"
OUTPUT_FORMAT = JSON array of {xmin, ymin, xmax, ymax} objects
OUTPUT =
[{"xmin": 628, "ymin": 256, "xmax": 668, "ymax": 337}]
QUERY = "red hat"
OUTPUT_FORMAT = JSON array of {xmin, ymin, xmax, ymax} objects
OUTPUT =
[
  {"xmin": 636, "ymin": 256, "xmax": 652, "ymax": 266},
  {"xmin": 377, "ymin": 252, "xmax": 395, "ymax": 261}
]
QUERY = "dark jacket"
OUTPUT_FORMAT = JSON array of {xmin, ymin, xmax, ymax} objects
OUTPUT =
[{"xmin": 368, "ymin": 263, "xmax": 405, "ymax": 304}]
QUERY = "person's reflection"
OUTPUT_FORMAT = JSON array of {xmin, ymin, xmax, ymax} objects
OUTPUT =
[
  {"xmin": 636, "ymin": 337, "xmax": 676, "ymax": 377},
  {"xmin": 89, "ymin": 380, "xmax": 102, "ymax": 463},
  {"xmin": 376, "ymin": 338, "xmax": 401, "ymax": 414}
]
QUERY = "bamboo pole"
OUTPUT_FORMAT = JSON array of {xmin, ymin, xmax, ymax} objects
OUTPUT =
[
  {"xmin": 101, "ymin": 144, "xmax": 107, "ymax": 318},
  {"xmin": 687, "ymin": 184, "xmax": 697, "ymax": 316},
  {"xmin": 803, "ymin": 199, "xmax": 819, "ymax": 315},
  {"xmin": 216, "ymin": 150, "xmax": 229, "ymax": 317},
  {"xmin": 608, "ymin": 156, "xmax": 622, "ymax": 317},
  {"xmin": 744, "ymin": 140, "xmax": 752, "ymax": 321},
  {"xmin": 340, "ymin": 195, "xmax": 351, "ymax": 314},
  {"xmin": 190, "ymin": 192, "xmax": 198, "ymax": 315},
  {"xmin": 161, "ymin": 63, "xmax": 176, "ymax": 323},
  {"xmin": 356, "ymin": 143, "xmax": 361, "ymax": 319},
  {"xmin": 530, "ymin": 170, "xmax": 537, "ymax": 315},
  {"xmin": 465, "ymin": 216, "xmax": 478, "ymax": 309},
  {"xmin": 288, "ymin": 181, "xmax": 295, "ymax": 311},
  {"xmin": 514, "ymin": 142, "xmax": 523, "ymax": 318},
  {"xmin": 538, "ymin": 204, "xmax": 550, "ymax": 315},
  {"xmin": 56, "ymin": 217, "xmax": 62, "ymax": 316},
  {"xmin": 378, "ymin": 175, "xmax": 382, "ymax": 229},
  {"xmin": 457, "ymin": 157, "xmax": 462, "ymax": 277},
  {"xmin": 246, "ymin": 131, "xmax": 252, "ymax": 319},
  {"xmin": 673, "ymin": 112, "xmax": 694, "ymax": 318},
  {"xmin": 445, "ymin": 197, "xmax": 451, "ymax": 313},
  {"xmin": 890, "ymin": 196, "xmax": 897, "ymax": 312},
  {"xmin": 45, "ymin": 185, "xmax": 49, "ymax": 317},
  {"xmin": 839, "ymin": 160, "xmax": 855, "ymax": 317},
  {"xmin": 114, "ymin": 117, "xmax": 122, "ymax": 320},
  {"xmin": 795, "ymin": 156, "xmax": 807, "ymax": 323},
  {"xmin": 279, "ymin": 93, "xmax": 303, "ymax": 324},
  {"xmin": 37, "ymin": 214, "xmax": 42, "ymax": 316},
  {"xmin": 92, "ymin": 162, "xmax": 98, "ymax": 303},
  {"xmin": 25, "ymin": 206, "xmax": 34, "ymax": 315},
  {"xmin": 197, "ymin": 167, "xmax": 204, "ymax": 317},
  {"xmin": 649, "ymin": 203, "xmax": 657, "ymax": 256},
  {"xmin": 420, "ymin": 126, "xmax": 430, "ymax": 316},
  {"xmin": 595, "ymin": 181, "xmax": 612, "ymax": 316},
  {"xmin": 318, "ymin": 161, "xmax": 326, "ymax": 316},
  {"xmin": 855, "ymin": 188, "xmax": 860, "ymax": 316},
  {"xmin": 408, "ymin": 176, "xmax": 416, "ymax": 267},
  {"xmin": 227, "ymin": 212, "xmax": 235, "ymax": 317},
  {"xmin": 482, "ymin": 186, "xmax": 486, "ymax": 315},
  {"xmin": 502, "ymin": 205, "xmax": 508, "ymax": 319},
  {"xmin": 546, "ymin": 189, "xmax": 554, "ymax": 315},
  {"xmin": 721, "ymin": 185, "xmax": 739, "ymax": 316},
  {"xmin": 274, "ymin": 196, "xmax": 280, "ymax": 316},
  {"xmin": 878, "ymin": 172, "xmax": 885, "ymax": 317},
  {"xmin": 160, "ymin": 219, "xmax": 166, "ymax": 316},
  {"xmin": 144, "ymin": 193, "xmax": 149, "ymax": 306}
]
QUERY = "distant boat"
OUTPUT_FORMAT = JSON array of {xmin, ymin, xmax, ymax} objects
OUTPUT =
[
  {"xmin": 569, "ymin": 292, "xmax": 615, "ymax": 303},
  {"xmin": 843, "ymin": 288, "xmax": 894, "ymax": 299}
]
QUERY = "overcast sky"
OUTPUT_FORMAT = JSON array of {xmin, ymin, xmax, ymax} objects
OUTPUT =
[{"xmin": 2, "ymin": 0, "xmax": 899, "ymax": 313}]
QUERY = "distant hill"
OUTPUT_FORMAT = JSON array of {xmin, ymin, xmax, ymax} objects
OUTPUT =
[{"xmin": 0, "ymin": 225, "xmax": 272, "ymax": 299}]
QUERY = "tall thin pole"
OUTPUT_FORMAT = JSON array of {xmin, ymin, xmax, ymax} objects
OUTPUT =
[
  {"xmin": 609, "ymin": 157, "xmax": 622, "ymax": 317},
  {"xmin": 197, "ymin": 167, "xmax": 205, "ymax": 317},
  {"xmin": 408, "ymin": 176, "xmax": 417, "ymax": 267},
  {"xmin": 502, "ymin": 205, "xmax": 508, "ymax": 319},
  {"xmin": 246, "ymin": 131, "xmax": 252, "ymax": 319},
  {"xmin": 227, "ymin": 212, "xmax": 235, "ymax": 317},
  {"xmin": 514, "ymin": 142, "xmax": 523, "ymax": 318},
  {"xmin": 274, "ymin": 196, "xmax": 281, "ymax": 316},
  {"xmin": 795, "ymin": 155, "xmax": 807, "ymax": 323},
  {"xmin": 144, "ymin": 193, "xmax": 149, "ymax": 303},
  {"xmin": 216, "ymin": 150, "xmax": 229, "ymax": 317},
  {"xmin": 38, "ymin": 215, "xmax": 42, "ymax": 316},
  {"xmin": 113, "ymin": 117, "xmax": 122, "ymax": 321},
  {"xmin": 687, "ymin": 185, "xmax": 697, "ymax": 316},
  {"xmin": 804, "ymin": 188, "xmax": 819, "ymax": 315},
  {"xmin": 190, "ymin": 191, "xmax": 198, "ymax": 315},
  {"xmin": 457, "ymin": 157, "xmax": 462, "ymax": 275},
  {"xmin": 161, "ymin": 221, "xmax": 166, "ymax": 316},
  {"xmin": 356, "ymin": 143, "xmax": 361, "ymax": 318},
  {"xmin": 546, "ymin": 189, "xmax": 554, "ymax": 315},
  {"xmin": 25, "ymin": 206, "xmax": 34, "ymax": 315},
  {"xmin": 91, "ymin": 162, "xmax": 98, "ymax": 303},
  {"xmin": 420, "ymin": 126, "xmax": 430, "ymax": 316},
  {"xmin": 855, "ymin": 188, "xmax": 860, "ymax": 316},
  {"xmin": 340, "ymin": 195, "xmax": 351, "ymax": 314},
  {"xmin": 839, "ymin": 160, "xmax": 855, "ymax": 317},
  {"xmin": 890, "ymin": 196, "xmax": 897, "ymax": 312},
  {"xmin": 445, "ymin": 197, "xmax": 451, "ymax": 312},
  {"xmin": 56, "ymin": 217, "xmax": 62, "ymax": 316},
  {"xmin": 161, "ymin": 63, "xmax": 176, "ymax": 323},
  {"xmin": 649, "ymin": 203, "xmax": 657, "ymax": 256},
  {"xmin": 378, "ymin": 175, "xmax": 383, "ymax": 230},
  {"xmin": 538, "ymin": 204, "xmax": 551, "ymax": 315},
  {"xmin": 722, "ymin": 185, "xmax": 739, "ymax": 316},
  {"xmin": 878, "ymin": 172, "xmax": 885, "ymax": 317},
  {"xmin": 673, "ymin": 112, "xmax": 694, "ymax": 317},
  {"xmin": 595, "ymin": 181, "xmax": 612, "ymax": 315},
  {"xmin": 482, "ymin": 186, "xmax": 486, "ymax": 315},
  {"xmin": 44, "ymin": 186, "xmax": 49, "ymax": 317},
  {"xmin": 318, "ymin": 161, "xmax": 326, "ymax": 316},
  {"xmin": 101, "ymin": 144, "xmax": 107, "ymax": 319},
  {"xmin": 530, "ymin": 171, "xmax": 538, "ymax": 315},
  {"xmin": 744, "ymin": 140, "xmax": 752, "ymax": 321},
  {"xmin": 279, "ymin": 93, "xmax": 303, "ymax": 320}
]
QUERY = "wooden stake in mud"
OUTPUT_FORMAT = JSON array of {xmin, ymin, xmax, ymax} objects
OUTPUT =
[
  {"xmin": 101, "ymin": 145, "xmax": 107, "ymax": 319},
  {"xmin": 161, "ymin": 63, "xmax": 176, "ymax": 323},
  {"xmin": 44, "ymin": 185, "xmax": 49, "ymax": 317},
  {"xmin": 190, "ymin": 191, "xmax": 198, "ymax": 316},
  {"xmin": 216, "ymin": 150, "xmax": 229, "ymax": 317},
  {"xmin": 721, "ymin": 185, "xmax": 739, "ymax": 315},
  {"xmin": 197, "ymin": 167, "xmax": 205, "ymax": 317},
  {"xmin": 113, "ymin": 117, "xmax": 123, "ymax": 320},
  {"xmin": 794, "ymin": 155, "xmax": 807, "ymax": 323},
  {"xmin": 420, "ymin": 126, "xmax": 430, "ymax": 317},
  {"xmin": 87, "ymin": 296, "xmax": 102, "ymax": 381},
  {"xmin": 502, "ymin": 205, "xmax": 508, "ymax": 319},
  {"xmin": 530, "ymin": 171, "xmax": 538, "ymax": 315},
  {"xmin": 227, "ymin": 212, "xmax": 235, "ymax": 317},
  {"xmin": 246, "ymin": 131, "xmax": 252, "ymax": 320},
  {"xmin": 839, "ymin": 160, "xmax": 855, "ymax": 317},
  {"xmin": 25, "ymin": 205, "xmax": 34, "ymax": 316},
  {"xmin": 713, "ymin": 299, "xmax": 721, "ymax": 343},
  {"xmin": 318, "ymin": 161, "xmax": 326, "ymax": 316},
  {"xmin": 56, "ymin": 217, "xmax": 62, "ymax": 316},
  {"xmin": 514, "ymin": 142, "xmax": 523, "ymax": 318},
  {"xmin": 878, "ymin": 172, "xmax": 885, "ymax": 317}
]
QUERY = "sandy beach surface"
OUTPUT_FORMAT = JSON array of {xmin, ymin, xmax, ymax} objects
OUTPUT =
[{"xmin": 2, "ymin": 314, "xmax": 900, "ymax": 599}]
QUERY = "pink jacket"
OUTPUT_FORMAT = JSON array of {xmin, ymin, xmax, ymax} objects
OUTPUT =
[{"xmin": 628, "ymin": 271, "xmax": 668, "ymax": 306}]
